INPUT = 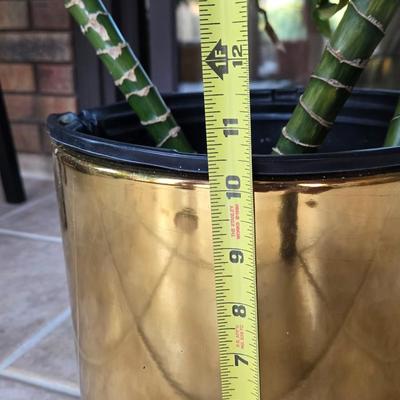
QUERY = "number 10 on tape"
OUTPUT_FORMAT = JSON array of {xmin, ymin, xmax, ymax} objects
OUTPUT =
[{"xmin": 199, "ymin": 1, "xmax": 261, "ymax": 399}]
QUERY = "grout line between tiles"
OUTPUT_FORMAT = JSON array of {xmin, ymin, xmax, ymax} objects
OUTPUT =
[
  {"xmin": 0, "ymin": 193, "xmax": 54, "ymax": 223},
  {"xmin": 0, "ymin": 309, "xmax": 71, "ymax": 371},
  {"xmin": 0, "ymin": 228, "xmax": 62, "ymax": 244},
  {"xmin": 1, "ymin": 367, "xmax": 80, "ymax": 398}
]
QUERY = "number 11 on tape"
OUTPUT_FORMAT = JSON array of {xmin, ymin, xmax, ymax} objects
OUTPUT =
[{"xmin": 199, "ymin": 1, "xmax": 261, "ymax": 399}]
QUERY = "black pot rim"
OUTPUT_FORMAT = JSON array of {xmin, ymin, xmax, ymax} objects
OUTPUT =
[{"xmin": 47, "ymin": 88, "xmax": 400, "ymax": 179}]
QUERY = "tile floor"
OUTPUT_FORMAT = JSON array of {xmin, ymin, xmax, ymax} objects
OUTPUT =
[{"xmin": 0, "ymin": 177, "xmax": 80, "ymax": 399}]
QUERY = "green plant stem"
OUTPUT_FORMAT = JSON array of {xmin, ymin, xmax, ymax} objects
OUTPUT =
[
  {"xmin": 255, "ymin": 0, "xmax": 285, "ymax": 52},
  {"xmin": 384, "ymin": 99, "xmax": 400, "ymax": 147},
  {"xmin": 273, "ymin": 0, "xmax": 400, "ymax": 155},
  {"xmin": 65, "ymin": 0, "xmax": 193, "ymax": 152}
]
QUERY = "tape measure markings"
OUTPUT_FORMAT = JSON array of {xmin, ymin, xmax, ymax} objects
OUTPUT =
[{"xmin": 199, "ymin": 1, "xmax": 261, "ymax": 399}]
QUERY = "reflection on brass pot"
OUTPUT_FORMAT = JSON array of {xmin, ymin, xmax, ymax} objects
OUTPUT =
[{"xmin": 54, "ymin": 147, "xmax": 400, "ymax": 400}]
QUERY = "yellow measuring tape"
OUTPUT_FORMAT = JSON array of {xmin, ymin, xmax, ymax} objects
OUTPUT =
[{"xmin": 199, "ymin": 1, "xmax": 260, "ymax": 399}]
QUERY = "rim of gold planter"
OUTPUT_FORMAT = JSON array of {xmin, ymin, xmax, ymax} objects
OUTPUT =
[{"xmin": 55, "ymin": 146, "xmax": 400, "ymax": 195}]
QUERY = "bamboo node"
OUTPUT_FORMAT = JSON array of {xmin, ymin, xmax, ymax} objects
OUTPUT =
[
  {"xmin": 126, "ymin": 85, "xmax": 153, "ymax": 99},
  {"xmin": 97, "ymin": 43, "xmax": 127, "ymax": 60},
  {"xmin": 299, "ymin": 96, "xmax": 333, "ymax": 129},
  {"xmin": 310, "ymin": 74, "xmax": 353, "ymax": 93},
  {"xmin": 272, "ymin": 147, "xmax": 285, "ymax": 155},
  {"xmin": 349, "ymin": 0, "xmax": 385, "ymax": 34},
  {"xmin": 157, "ymin": 127, "xmax": 181, "ymax": 148},
  {"xmin": 141, "ymin": 110, "xmax": 171, "ymax": 127},
  {"xmin": 65, "ymin": 0, "xmax": 84, "ymax": 9},
  {"xmin": 281, "ymin": 126, "xmax": 320, "ymax": 148},
  {"xmin": 82, "ymin": 12, "xmax": 110, "ymax": 42},
  {"xmin": 326, "ymin": 43, "xmax": 369, "ymax": 69},
  {"xmin": 393, "ymin": 114, "xmax": 400, "ymax": 122},
  {"xmin": 115, "ymin": 65, "xmax": 139, "ymax": 86}
]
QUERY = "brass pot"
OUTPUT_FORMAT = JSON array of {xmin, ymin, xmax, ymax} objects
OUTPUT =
[{"xmin": 49, "ymin": 90, "xmax": 400, "ymax": 400}]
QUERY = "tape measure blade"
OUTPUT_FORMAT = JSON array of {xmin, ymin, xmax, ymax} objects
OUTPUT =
[{"xmin": 199, "ymin": 1, "xmax": 261, "ymax": 399}]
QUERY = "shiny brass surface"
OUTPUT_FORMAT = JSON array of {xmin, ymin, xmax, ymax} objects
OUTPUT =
[{"xmin": 54, "ymin": 146, "xmax": 400, "ymax": 400}]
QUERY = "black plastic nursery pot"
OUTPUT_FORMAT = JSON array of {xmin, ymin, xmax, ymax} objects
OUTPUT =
[{"xmin": 48, "ymin": 89, "xmax": 400, "ymax": 400}]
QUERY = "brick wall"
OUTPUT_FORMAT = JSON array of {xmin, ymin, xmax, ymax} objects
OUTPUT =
[{"xmin": 0, "ymin": 0, "xmax": 76, "ymax": 154}]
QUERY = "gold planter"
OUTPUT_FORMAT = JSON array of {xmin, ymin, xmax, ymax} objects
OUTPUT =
[
  {"xmin": 49, "ymin": 89, "xmax": 400, "ymax": 399},
  {"xmin": 53, "ymin": 146, "xmax": 400, "ymax": 400}
]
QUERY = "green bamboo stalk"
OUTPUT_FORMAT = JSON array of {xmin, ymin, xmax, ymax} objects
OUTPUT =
[
  {"xmin": 65, "ymin": 0, "xmax": 193, "ymax": 153},
  {"xmin": 384, "ymin": 99, "xmax": 400, "ymax": 147},
  {"xmin": 273, "ymin": 0, "xmax": 400, "ymax": 155}
]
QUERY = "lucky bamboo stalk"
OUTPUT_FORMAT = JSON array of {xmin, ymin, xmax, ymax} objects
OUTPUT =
[
  {"xmin": 384, "ymin": 99, "xmax": 400, "ymax": 147},
  {"xmin": 273, "ymin": 0, "xmax": 400, "ymax": 155},
  {"xmin": 65, "ymin": 0, "xmax": 193, "ymax": 152}
]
